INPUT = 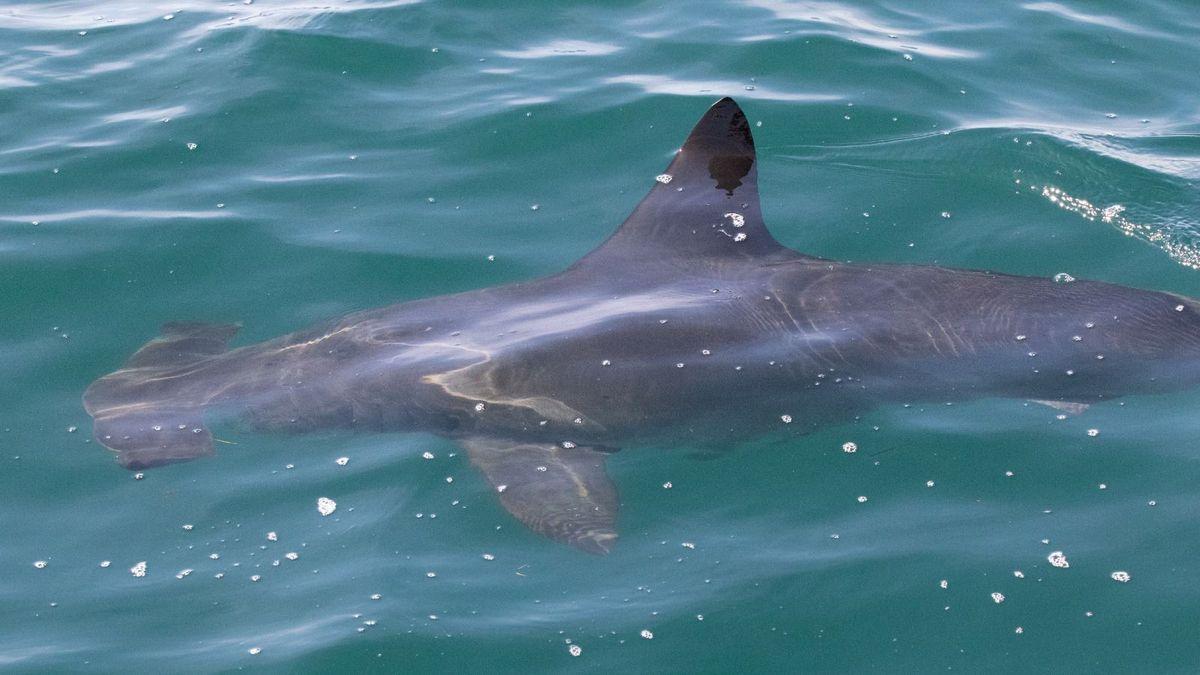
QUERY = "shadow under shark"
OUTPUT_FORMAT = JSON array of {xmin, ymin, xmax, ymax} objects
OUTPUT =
[{"xmin": 85, "ymin": 98, "xmax": 1200, "ymax": 554}]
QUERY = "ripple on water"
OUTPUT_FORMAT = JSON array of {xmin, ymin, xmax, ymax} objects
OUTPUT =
[
  {"xmin": 4, "ymin": 0, "xmax": 1200, "ymax": 671},
  {"xmin": 495, "ymin": 40, "xmax": 621, "ymax": 59}
]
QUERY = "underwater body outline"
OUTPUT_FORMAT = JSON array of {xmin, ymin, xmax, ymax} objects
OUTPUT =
[{"xmin": 85, "ymin": 98, "xmax": 1200, "ymax": 553}]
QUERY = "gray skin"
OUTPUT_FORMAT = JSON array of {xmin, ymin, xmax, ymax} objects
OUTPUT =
[{"xmin": 85, "ymin": 98, "xmax": 1200, "ymax": 553}]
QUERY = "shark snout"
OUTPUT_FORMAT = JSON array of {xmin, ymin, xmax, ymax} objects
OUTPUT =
[{"xmin": 92, "ymin": 410, "xmax": 216, "ymax": 471}]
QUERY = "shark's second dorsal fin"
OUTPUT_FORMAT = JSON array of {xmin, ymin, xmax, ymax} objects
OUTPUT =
[{"xmin": 575, "ymin": 97, "xmax": 787, "ymax": 268}]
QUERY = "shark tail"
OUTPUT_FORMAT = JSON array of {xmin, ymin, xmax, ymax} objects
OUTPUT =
[{"xmin": 83, "ymin": 322, "xmax": 239, "ymax": 470}]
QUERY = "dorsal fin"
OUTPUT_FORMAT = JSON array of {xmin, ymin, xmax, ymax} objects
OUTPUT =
[{"xmin": 575, "ymin": 97, "xmax": 786, "ymax": 267}]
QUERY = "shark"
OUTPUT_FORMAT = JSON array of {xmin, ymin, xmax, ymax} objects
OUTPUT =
[{"xmin": 84, "ymin": 98, "xmax": 1200, "ymax": 553}]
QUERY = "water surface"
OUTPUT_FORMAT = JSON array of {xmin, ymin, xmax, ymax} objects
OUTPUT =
[{"xmin": 3, "ymin": 0, "xmax": 1200, "ymax": 671}]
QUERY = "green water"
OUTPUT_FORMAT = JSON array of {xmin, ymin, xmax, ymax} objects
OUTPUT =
[{"xmin": 3, "ymin": 1, "xmax": 1200, "ymax": 671}]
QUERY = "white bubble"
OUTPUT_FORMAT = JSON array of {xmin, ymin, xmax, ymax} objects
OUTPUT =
[
  {"xmin": 335, "ymin": 456, "xmax": 349, "ymax": 466},
  {"xmin": 780, "ymin": 414, "xmax": 793, "ymax": 424},
  {"xmin": 568, "ymin": 644, "xmax": 583, "ymax": 656},
  {"xmin": 317, "ymin": 497, "xmax": 337, "ymax": 516},
  {"xmin": 33, "ymin": 560, "xmax": 47, "ymax": 569},
  {"xmin": 1111, "ymin": 570, "xmax": 1131, "ymax": 583},
  {"xmin": 655, "ymin": 174, "xmax": 673, "ymax": 184},
  {"xmin": 1048, "ymin": 551, "xmax": 1070, "ymax": 568},
  {"xmin": 130, "ymin": 561, "xmax": 147, "ymax": 577},
  {"xmin": 640, "ymin": 629, "xmax": 654, "ymax": 640},
  {"xmin": 991, "ymin": 592, "xmax": 1005, "ymax": 604},
  {"xmin": 842, "ymin": 441, "xmax": 858, "ymax": 453}
]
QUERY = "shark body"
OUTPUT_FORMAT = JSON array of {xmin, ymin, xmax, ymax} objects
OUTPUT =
[{"xmin": 85, "ymin": 98, "xmax": 1200, "ymax": 553}]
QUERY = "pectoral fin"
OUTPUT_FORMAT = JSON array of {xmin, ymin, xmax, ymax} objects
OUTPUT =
[{"xmin": 461, "ymin": 437, "xmax": 619, "ymax": 555}]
